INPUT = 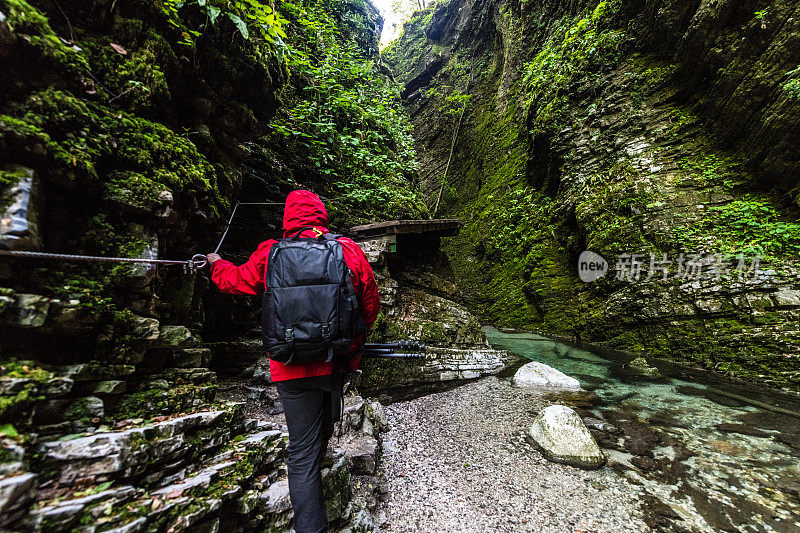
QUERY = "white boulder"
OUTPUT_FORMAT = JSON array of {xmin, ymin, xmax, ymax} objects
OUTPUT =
[
  {"xmin": 528, "ymin": 404, "xmax": 605, "ymax": 469},
  {"xmin": 512, "ymin": 361, "xmax": 581, "ymax": 390}
]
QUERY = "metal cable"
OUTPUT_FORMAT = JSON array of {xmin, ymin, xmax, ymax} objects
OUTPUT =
[
  {"xmin": 0, "ymin": 250, "xmax": 208, "ymax": 271},
  {"xmin": 0, "ymin": 197, "xmax": 337, "ymax": 270}
]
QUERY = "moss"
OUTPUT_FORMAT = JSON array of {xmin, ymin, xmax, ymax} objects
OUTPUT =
[
  {"xmin": 81, "ymin": 26, "xmax": 176, "ymax": 113},
  {"xmin": 1, "ymin": 0, "xmax": 89, "ymax": 74},
  {"xmin": 0, "ymin": 360, "xmax": 52, "ymax": 419},
  {"xmin": 0, "ymin": 359, "xmax": 53, "ymax": 382},
  {"xmin": 111, "ymin": 381, "xmax": 217, "ymax": 420},
  {"xmin": 574, "ymin": 161, "xmax": 658, "ymax": 254},
  {"xmin": 0, "ymin": 383, "xmax": 41, "ymax": 418},
  {"xmin": 522, "ymin": 0, "xmax": 625, "ymax": 136},
  {"xmin": 104, "ymin": 171, "xmax": 171, "ymax": 213},
  {"xmin": 603, "ymin": 319, "xmax": 800, "ymax": 391},
  {"xmin": 5, "ymin": 88, "xmax": 223, "ymax": 212}
]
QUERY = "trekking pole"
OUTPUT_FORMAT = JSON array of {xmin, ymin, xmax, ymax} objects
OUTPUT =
[{"xmin": 362, "ymin": 341, "xmax": 426, "ymax": 359}]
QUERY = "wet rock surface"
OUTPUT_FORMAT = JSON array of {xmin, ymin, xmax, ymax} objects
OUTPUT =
[
  {"xmin": 528, "ymin": 405, "xmax": 606, "ymax": 469},
  {"xmin": 513, "ymin": 361, "xmax": 582, "ymax": 390},
  {"xmin": 488, "ymin": 329, "xmax": 800, "ymax": 532}
]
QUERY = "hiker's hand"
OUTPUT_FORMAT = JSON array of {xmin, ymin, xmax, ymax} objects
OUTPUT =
[{"xmin": 206, "ymin": 253, "xmax": 221, "ymax": 265}]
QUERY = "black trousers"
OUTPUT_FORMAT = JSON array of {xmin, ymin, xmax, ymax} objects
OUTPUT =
[{"xmin": 275, "ymin": 374, "xmax": 343, "ymax": 533}]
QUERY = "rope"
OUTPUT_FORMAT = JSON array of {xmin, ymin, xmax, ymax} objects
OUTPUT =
[{"xmin": 433, "ymin": 51, "xmax": 478, "ymax": 217}]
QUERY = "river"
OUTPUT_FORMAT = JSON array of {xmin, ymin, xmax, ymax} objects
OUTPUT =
[{"xmin": 484, "ymin": 328, "xmax": 800, "ymax": 533}]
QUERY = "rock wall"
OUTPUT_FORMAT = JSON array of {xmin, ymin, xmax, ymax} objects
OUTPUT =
[
  {"xmin": 0, "ymin": 0, "xmax": 424, "ymax": 529},
  {"xmin": 357, "ymin": 233, "xmax": 520, "ymax": 392},
  {"xmin": 386, "ymin": 0, "xmax": 800, "ymax": 389}
]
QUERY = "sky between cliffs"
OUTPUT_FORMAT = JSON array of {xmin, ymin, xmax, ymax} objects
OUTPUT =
[{"xmin": 372, "ymin": 0, "xmax": 406, "ymax": 47}]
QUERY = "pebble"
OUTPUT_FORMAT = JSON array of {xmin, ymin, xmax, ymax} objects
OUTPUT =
[{"xmin": 378, "ymin": 377, "xmax": 647, "ymax": 532}]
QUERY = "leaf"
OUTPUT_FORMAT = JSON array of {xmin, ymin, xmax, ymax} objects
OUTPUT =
[
  {"xmin": 0, "ymin": 424, "xmax": 18, "ymax": 437},
  {"xmin": 226, "ymin": 13, "xmax": 249, "ymax": 40},
  {"xmin": 109, "ymin": 42, "xmax": 127, "ymax": 55},
  {"xmin": 166, "ymin": 489, "xmax": 184, "ymax": 499},
  {"xmin": 197, "ymin": 0, "xmax": 206, "ymax": 5},
  {"xmin": 205, "ymin": 5, "xmax": 221, "ymax": 24}
]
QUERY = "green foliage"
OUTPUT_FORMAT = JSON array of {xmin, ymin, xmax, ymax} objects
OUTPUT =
[
  {"xmin": 782, "ymin": 66, "xmax": 800, "ymax": 100},
  {"xmin": 575, "ymin": 162, "xmax": 657, "ymax": 253},
  {"xmin": 0, "ymin": 0, "xmax": 89, "ymax": 74},
  {"xmin": 268, "ymin": 0, "xmax": 427, "ymax": 223},
  {"xmin": 681, "ymin": 196, "xmax": 800, "ymax": 260},
  {"xmin": 0, "ymin": 424, "xmax": 19, "ymax": 438},
  {"xmin": 162, "ymin": 0, "xmax": 288, "ymax": 52},
  {"xmin": 522, "ymin": 0, "xmax": 624, "ymax": 135},
  {"xmin": 753, "ymin": 7, "xmax": 770, "ymax": 21},
  {"xmin": 443, "ymin": 89, "xmax": 471, "ymax": 116},
  {"xmin": 678, "ymin": 153, "xmax": 740, "ymax": 189},
  {"xmin": 2, "ymin": 88, "xmax": 222, "ymax": 212}
]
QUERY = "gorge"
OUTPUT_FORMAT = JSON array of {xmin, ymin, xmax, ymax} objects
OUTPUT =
[{"xmin": 1, "ymin": 0, "xmax": 799, "ymax": 531}]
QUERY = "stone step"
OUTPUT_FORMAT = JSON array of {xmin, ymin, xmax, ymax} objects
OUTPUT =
[
  {"xmin": 0, "ymin": 472, "xmax": 37, "ymax": 526},
  {"xmin": 41, "ymin": 427, "xmax": 289, "ymax": 532},
  {"xmin": 25, "ymin": 486, "xmax": 137, "ymax": 531},
  {"xmin": 39, "ymin": 406, "xmax": 245, "ymax": 486}
]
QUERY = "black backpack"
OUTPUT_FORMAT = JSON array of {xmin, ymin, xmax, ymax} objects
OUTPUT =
[{"xmin": 262, "ymin": 227, "xmax": 363, "ymax": 365}]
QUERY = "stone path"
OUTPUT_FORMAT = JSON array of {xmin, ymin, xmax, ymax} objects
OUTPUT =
[{"xmin": 378, "ymin": 376, "xmax": 648, "ymax": 532}]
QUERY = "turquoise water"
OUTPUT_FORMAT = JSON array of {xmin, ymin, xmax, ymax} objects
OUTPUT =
[{"xmin": 484, "ymin": 328, "xmax": 800, "ymax": 533}]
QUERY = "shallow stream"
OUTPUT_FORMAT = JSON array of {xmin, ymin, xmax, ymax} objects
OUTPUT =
[{"xmin": 484, "ymin": 328, "xmax": 800, "ymax": 532}]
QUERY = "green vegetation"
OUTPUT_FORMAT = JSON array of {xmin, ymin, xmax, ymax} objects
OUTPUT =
[
  {"xmin": 267, "ymin": 0, "xmax": 428, "ymax": 223},
  {"xmin": 0, "ymin": 0, "xmax": 89, "ymax": 74},
  {"xmin": 0, "ymin": 359, "xmax": 53, "ymax": 381},
  {"xmin": 163, "ymin": 0, "xmax": 289, "ymax": 51},
  {"xmin": 783, "ymin": 66, "xmax": 800, "ymax": 100},
  {"xmin": 575, "ymin": 162, "xmax": 657, "ymax": 253},
  {"xmin": 522, "ymin": 0, "xmax": 625, "ymax": 135},
  {"xmin": 3, "ymin": 89, "xmax": 221, "ymax": 207},
  {"xmin": 676, "ymin": 196, "xmax": 800, "ymax": 260},
  {"xmin": 0, "ymin": 359, "xmax": 53, "ymax": 418},
  {"xmin": 678, "ymin": 152, "xmax": 740, "ymax": 189}
]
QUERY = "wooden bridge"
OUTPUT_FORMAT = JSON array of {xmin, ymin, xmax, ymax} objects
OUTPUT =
[{"xmin": 347, "ymin": 219, "xmax": 462, "ymax": 240}]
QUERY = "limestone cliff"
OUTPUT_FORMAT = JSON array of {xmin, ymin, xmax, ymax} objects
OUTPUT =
[
  {"xmin": 0, "ymin": 0, "xmax": 421, "ymax": 529},
  {"xmin": 386, "ymin": 0, "xmax": 800, "ymax": 389}
]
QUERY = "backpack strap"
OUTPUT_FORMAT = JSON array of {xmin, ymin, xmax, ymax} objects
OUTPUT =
[{"xmin": 286, "ymin": 226, "xmax": 317, "ymax": 239}]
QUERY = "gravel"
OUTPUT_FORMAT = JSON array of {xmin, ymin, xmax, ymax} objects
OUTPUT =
[{"xmin": 378, "ymin": 376, "xmax": 649, "ymax": 532}]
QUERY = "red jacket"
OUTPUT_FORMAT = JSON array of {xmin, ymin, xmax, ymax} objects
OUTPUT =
[{"xmin": 210, "ymin": 190, "xmax": 380, "ymax": 381}]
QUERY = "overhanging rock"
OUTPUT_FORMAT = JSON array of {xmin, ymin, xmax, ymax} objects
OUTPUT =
[{"xmin": 351, "ymin": 219, "xmax": 521, "ymax": 391}]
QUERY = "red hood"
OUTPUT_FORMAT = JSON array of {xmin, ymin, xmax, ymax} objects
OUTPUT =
[{"xmin": 282, "ymin": 190, "xmax": 329, "ymax": 236}]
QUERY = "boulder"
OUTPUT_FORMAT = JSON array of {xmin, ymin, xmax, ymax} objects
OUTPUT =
[
  {"xmin": 0, "ymin": 472, "xmax": 37, "ymax": 514},
  {"xmin": 528, "ymin": 404, "xmax": 605, "ymax": 469},
  {"xmin": 513, "ymin": 361, "xmax": 581, "ymax": 390},
  {"xmin": 43, "ymin": 299, "xmax": 99, "ymax": 335},
  {"xmin": 625, "ymin": 357, "xmax": 661, "ymax": 379},
  {"xmin": 262, "ymin": 478, "xmax": 291, "ymax": 514},
  {"xmin": 346, "ymin": 435, "xmax": 379, "ymax": 475},
  {"xmin": 156, "ymin": 325, "xmax": 196, "ymax": 348},
  {"xmin": 171, "ymin": 348, "xmax": 210, "ymax": 368},
  {"xmin": 0, "ymin": 292, "xmax": 50, "ymax": 328}
]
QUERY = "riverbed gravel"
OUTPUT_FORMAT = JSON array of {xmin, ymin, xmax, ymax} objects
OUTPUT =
[{"xmin": 378, "ymin": 376, "xmax": 649, "ymax": 532}]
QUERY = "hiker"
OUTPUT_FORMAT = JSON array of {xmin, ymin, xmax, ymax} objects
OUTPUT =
[{"xmin": 206, "ymin": 190, "xmax": 380, "ymax": 533}]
